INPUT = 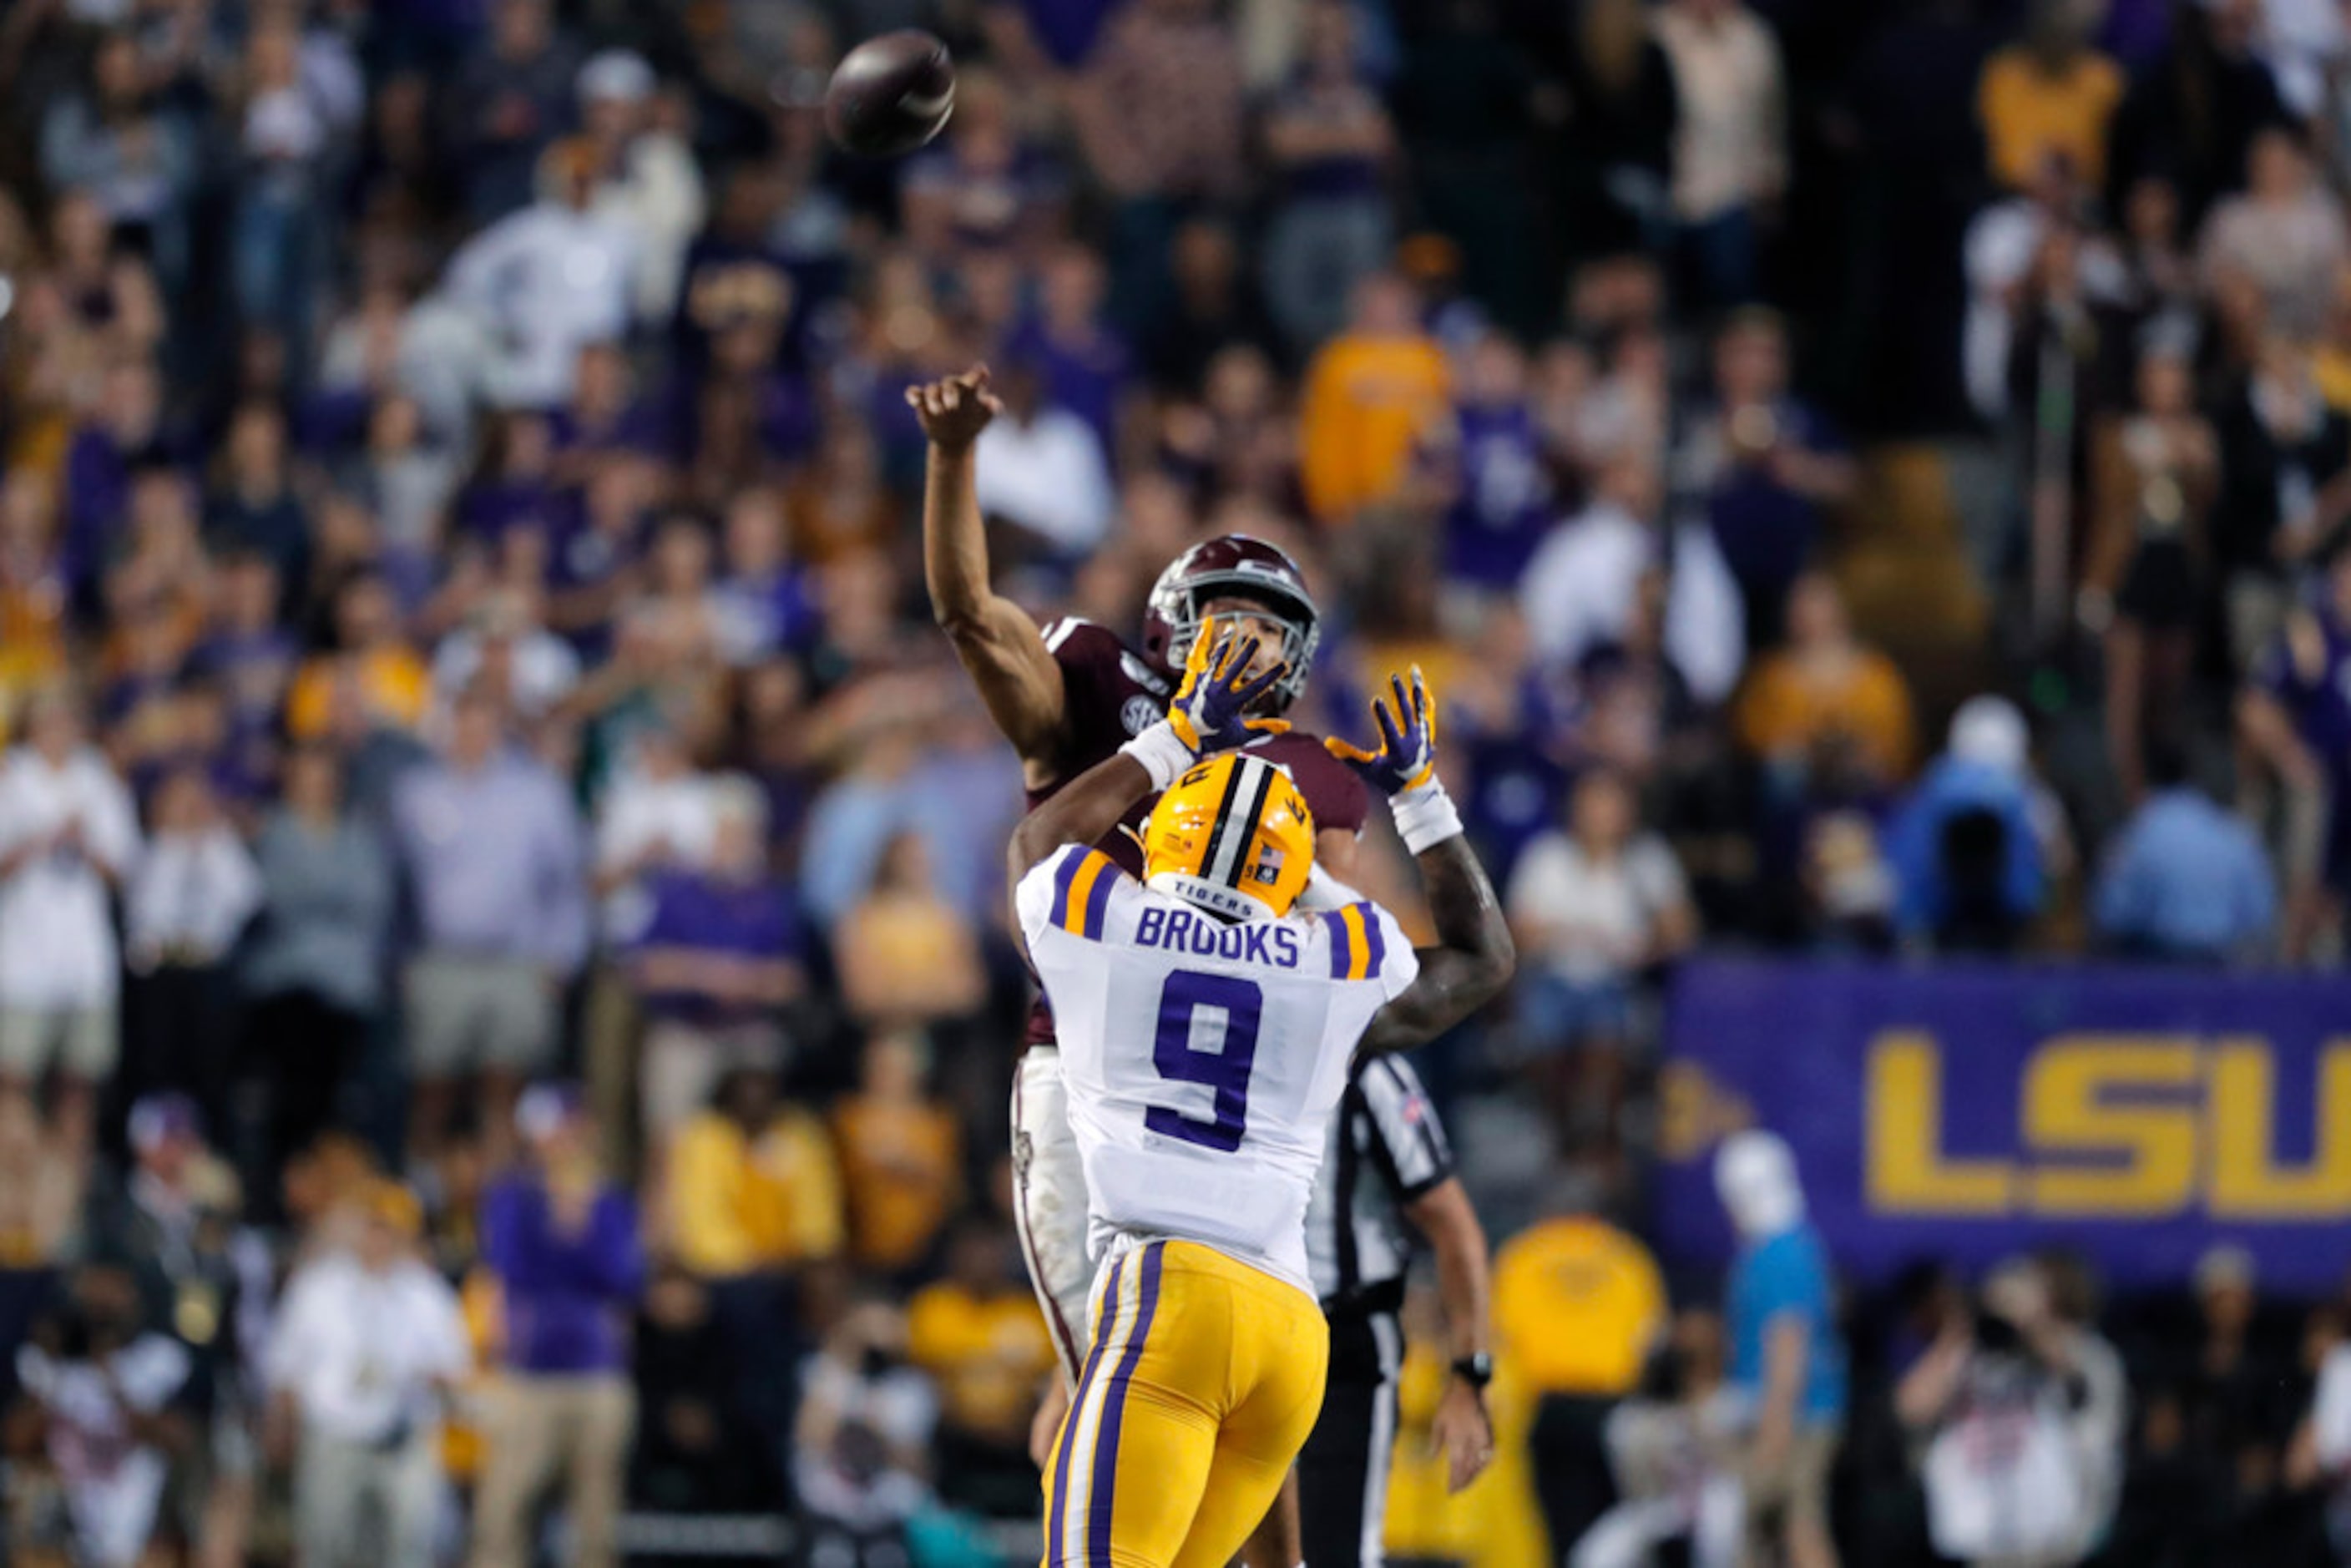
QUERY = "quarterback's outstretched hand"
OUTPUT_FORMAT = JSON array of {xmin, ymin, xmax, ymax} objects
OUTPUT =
[
  {"xmin": 1168, "ymin": 620, "xmax": 1292, "ymax": 755},
  {"xmin": 907, "ymin": 366, "xmax": 1004, "ymax": 453},
  {"xmin": 1326, "ymin": 667, "xmax": 1438, "ymax": 797}
]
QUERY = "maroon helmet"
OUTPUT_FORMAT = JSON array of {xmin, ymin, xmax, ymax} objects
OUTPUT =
[{"xmin": 1141, "ymin": 534, "xmax": 1321, "ymax": 713}]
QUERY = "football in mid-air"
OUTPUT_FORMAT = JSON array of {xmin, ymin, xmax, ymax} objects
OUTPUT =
[{"xmin": 825, "ymin": 31, "xmax": 956, "ymax": 157}]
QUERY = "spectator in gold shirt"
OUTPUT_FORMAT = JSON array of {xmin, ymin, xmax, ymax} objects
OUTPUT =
[
  {"xmin": 907, "ymin": 1219, "xmax": 1054, "ymax": 1516},
  {"xmin": 835, "ymin": 833, "xmax": 988, "ymax": 1039},
  {"xmin": 285, "ymin": 570, "xmax": 432, "ymax": 741},
  {"xmin": 665, "ymin": 1066, "xmax": 842, "ymax": 1278},
  {"xmin": 1978, "ymin": 1, "xmax": 2124, "ymax": 193},
  {"xmin": 1298, "ymin": 273, "xmax": 1451, "ymax": 525},
  {"xmin": 1492, "ymin": 1181, "xmax": 1667, "ymax": 1565},
  {"xmin": 664, "ymin": 1065, "xmax": 843, "ymax": 1490},
  {"xmin": 832, "ymin": 1033, "xmax": 963, "ymax": 1281},
  {"xmin": 1734, "ymin": 574, "xmax": 1917, "ymax": 792}
]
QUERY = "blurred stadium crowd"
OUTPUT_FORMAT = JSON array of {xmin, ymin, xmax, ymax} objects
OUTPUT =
[{"xmin": 1, "ymin": 0, "xmax": 2350, "ymax": 1563}]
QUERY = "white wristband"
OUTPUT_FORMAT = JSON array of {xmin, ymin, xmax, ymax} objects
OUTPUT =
[
  {"xmin": 1389, "ymin": 780, "xmax": 1464, "ymax": 856},
  {"xmin": 1119, "ymin": 720, "xmax": 1196, "ymax": 792}
]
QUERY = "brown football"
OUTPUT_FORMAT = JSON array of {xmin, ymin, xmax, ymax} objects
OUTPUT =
[{"xmin": 824, "ymin": 31, "xmax": 956, "ymax": 157}]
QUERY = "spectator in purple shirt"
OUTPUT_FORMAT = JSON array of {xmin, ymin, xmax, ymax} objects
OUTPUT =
[
  {"xmin": 203, "ymin": 403, "xmax": 312, "ymax": 623},
  {"xmin": 1002, "ymin": 0, "xmax": 1122, "ymax": 70},
  {"xmin": 63, "ymin": 360, "xmax": 171, "ymax": 604},
  {"xmin": 1674, "ymin": 310, "xmax": 1857, "ymax": 650},
  {"xmin": 900, "ymin": 68, "xmax": 1072, "ymax": 263},
  {"xmin": 1145, "ymin": 218, "xmax": 1282, "ymax": 392},
  {"xmin": 629, "ymin": 780, "xmax": 806, "ymax": 1153},
  {"xmin": 670, "ymin": 169, "xmax": 801, "ymax": 379},
  {"xmin": 711, "ymin": 487, "xmax": 818, "ymax": 667},
  {"xmin": 2098, "ymin": 0, "xmax": 2171, "ymax": 71},
  {"xmin": 450, "ymin": 0, "xmax": 584, "ymax": 224},
  {"xmin": 473, "ymin": 1083, "xmax": 644, "ymax": 1568},
  {"xmin": 1437, "ymin": 331, "xmax": 1560, "ymax": 590},
  {"xmin": 190, "ymin": 552, "xmax": 299, "ymax": 785},
  {"xmin": 391, "ymin": 685, "xmax": 589, "ymax": 1170},
  {"xmin": 1260, "ymin": 0, "xmax": 1398, "ymax": 356},
  {"xmin": 549, "ymin": 453, "xmax": 655, "ymax": 663},
  {"xmin": 457, "ymin": 412, "xmax": 566, "ymax": 547},
  {"xmin": 549, "ymin": 341, "xmax": 658, "ymax": 479},
  {"xmin": 662, "ymin": 301, "xmax": 817, "ymax": 510},
  {"xmin": 2240, "ymin": 547, "xmax": 2351, "ymax": 961},
  {"xmin": 1006, "ymin": 245, "xmax": 1131, "ymax": 453}
]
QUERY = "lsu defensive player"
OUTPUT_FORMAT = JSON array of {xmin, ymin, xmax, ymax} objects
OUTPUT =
[
  {"xmin": 908, "ymin": 367, "xmax": 1366, "ymax": 1397},
  {"xmin": 1007, "ymin": 627, "xmax": 1514, "ymax": 1568}
]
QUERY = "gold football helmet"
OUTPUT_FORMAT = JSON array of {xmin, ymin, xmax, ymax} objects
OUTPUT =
[{"xmin": 1142, "ymin": 751, "xmax": 1316, "ymax": 920}]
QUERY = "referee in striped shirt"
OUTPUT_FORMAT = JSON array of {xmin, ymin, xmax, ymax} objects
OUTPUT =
[{"xmin": 1298, "ymin": 1055, "xmax": 1495, "ymax": 1568}]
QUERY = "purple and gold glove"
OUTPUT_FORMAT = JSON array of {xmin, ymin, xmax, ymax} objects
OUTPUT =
[
  {"xmin": 1120, "ymin": 620, "xmax": 1290, "ymax": 789},
  {"xmin": 1325, "ymin": 666, "xmax": 1462, "ymax": 853}
]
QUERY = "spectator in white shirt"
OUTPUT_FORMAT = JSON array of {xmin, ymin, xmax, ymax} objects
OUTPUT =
[
  {"xmin": 583, "ymin": 716, "xmax": 715, "ymax": 1165},
  {"xmin": 265, "ymin": 1181, "xmax": 468, "ymax": 1568},
  {"xmin": 1896, "ymin": 1257, "xmax": 2126, "ymax": 1568},
  {"xmin": 2254, "ymin": 0, "xmax": 2346, "ymax": 118},
  {"xmin": 431, "ymin": 588, "xmax": 583, "ymax": 724},
  {"xmin": 794, "ymin": 1299, "xmax": 939, "ymax": 1542},
  {"xmin": 440, "ymin": 139, "xmax": 640, "ymax": 411},
  {"xmin": 120, "ymin": 767, "xmax": 262, "ymax": 1138},
  {"xmin": 1963, "ymin": 161, "xmax": 2130, "ymax": 424},
  {"xmin": 578, "ymin": 49, "xmax": 706, "ymax": 321},
  {"xmin": 1573, "ymin": 1308, "xmax": 1743, "ymax": 1568},
  {"xmin": 11, "ymin": 1262, "xmax": 194, "ymax": 1568},
  {"xmin": 1652, "ymin": 0, "xmax": 1787, "ymax": 308},
  {"xmin": 1519, "ymin": 453, "xmax": 1746, "ymax": 704},
  {"xmin": 2197, "ymin": 127, "xmax": 2349, "ymax": 339},
  {"xmin": 972, "ymin": 362, "xmax": 1116, "ymax": 562},
  {"xmin": 1506, "ymin": 769, "xmax": 1696, "ymax": 1144},
  {"xmin": 0, "ymin": 686, "xmax": 140, "ymax": 1161},
  {"xmin": 2293, "ymin": 1313, "xmax": 2351, "ymax": 1542},
  {"xmin": 593, "ymin": 717, "xmax": 718, "ymax": 944},
  {"xmin": 231, "ymin": 13, "xmax": 351, "ymax": 347}
]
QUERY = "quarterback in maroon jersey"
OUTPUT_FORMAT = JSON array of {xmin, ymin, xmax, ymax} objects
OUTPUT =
[{"xmin": 908, "ymin": 367, "xmax": 1367, "ymax": 1379}]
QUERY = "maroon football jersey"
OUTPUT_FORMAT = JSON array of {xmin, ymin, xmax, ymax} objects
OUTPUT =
[{"xmin": 1021, "ymin": 617, "xmax": 1369, "ymax": 1046}]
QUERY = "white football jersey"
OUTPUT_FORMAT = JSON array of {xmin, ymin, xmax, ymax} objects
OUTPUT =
[{"xmin": 1016, "ymin": 843, "xmax": 1419, "ymax": 1294}]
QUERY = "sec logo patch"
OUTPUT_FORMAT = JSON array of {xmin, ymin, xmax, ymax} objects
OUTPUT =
[{"xmin": 1121, "ymin": 695, "xmax": 1160, "ymax": 736}]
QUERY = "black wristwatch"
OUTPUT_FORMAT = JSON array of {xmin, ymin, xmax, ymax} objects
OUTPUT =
[{"xmin": 1450, "ymin": 1352, "xmax": 1494, "ymax": 1391}]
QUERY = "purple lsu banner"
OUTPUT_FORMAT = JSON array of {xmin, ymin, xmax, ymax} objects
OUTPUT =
[{"xmin": 1655, "ymin": 960, "xmax": 2351, "ymax": 1293}]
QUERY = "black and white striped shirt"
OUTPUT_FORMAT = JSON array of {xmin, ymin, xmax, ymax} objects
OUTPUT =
[{"xmin": 1306, "ymin": 1056, "xmax": 1455, "ymax": 1314}]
